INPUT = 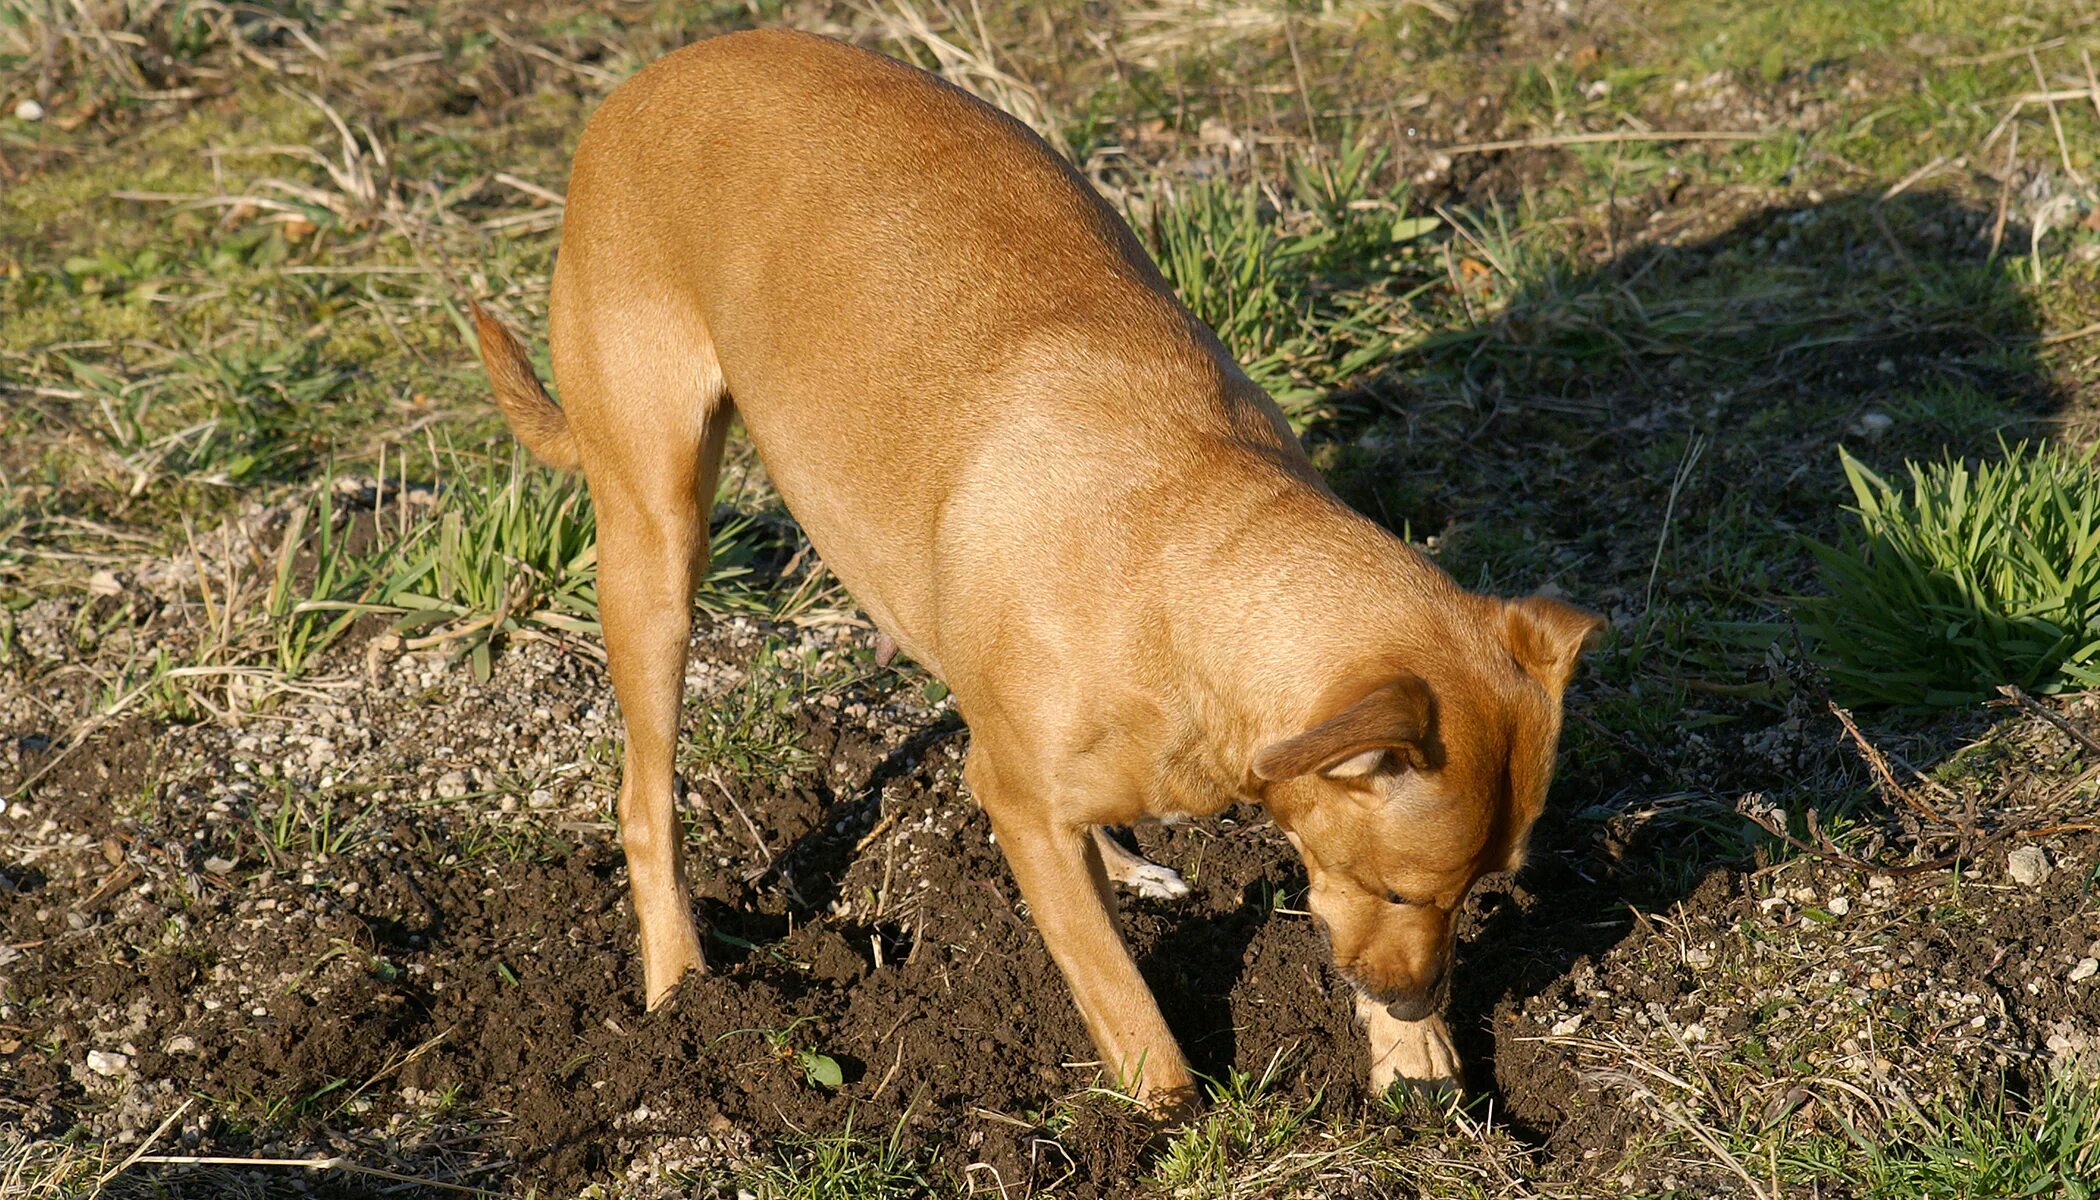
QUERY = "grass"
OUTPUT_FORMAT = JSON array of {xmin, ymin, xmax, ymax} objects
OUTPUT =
[
  {"xmin": 1149, "ymin": 1055, "xmax": 1364, "ymax": 1197},
  {"xmin": 1134, "ymin": 138, "xmax": 1443, "ymax": 424},
  {"xmin": 1754, "ymin": 1072, "xmax": 2100, "ymax": 1198},
  {"xmin": 274, "ymin": 442, "xmax": 784, "ymax": 681},
  {"xmin": 735, "ymin": 1112, "xmax": 928, "ymax": 1200},
  {"xmin": 1801, "ymin": 442, "xmax": 2100, "ymax": 706},
  {"xmin": 252, "ymin": 781, "xmax": 379, "ymax": 861}
]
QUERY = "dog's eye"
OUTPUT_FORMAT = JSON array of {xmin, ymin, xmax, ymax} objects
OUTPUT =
[{"xmin": 1385, "ymin": 890, "xmax": 1415, "ymax": 907}]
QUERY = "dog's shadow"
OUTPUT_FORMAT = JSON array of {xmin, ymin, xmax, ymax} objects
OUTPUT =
[{"xmin": 1314, "ymin": 187, "xmax": 2065, "ymax": 1135}]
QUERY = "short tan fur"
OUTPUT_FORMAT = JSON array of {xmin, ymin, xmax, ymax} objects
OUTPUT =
[{"xmin": 473, "ymin": 29, "xmax": 1602, "ymax": 1110}]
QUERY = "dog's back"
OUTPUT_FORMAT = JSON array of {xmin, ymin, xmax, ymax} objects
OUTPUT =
[{"xmin": 550, "ymin": 29, "xmax": 1317, "ymax": 680}]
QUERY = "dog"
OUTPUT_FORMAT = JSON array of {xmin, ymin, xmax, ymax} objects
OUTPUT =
[{"xmin": 471, "ymin": 27, "xmax": 1601, "ymax": 1112}]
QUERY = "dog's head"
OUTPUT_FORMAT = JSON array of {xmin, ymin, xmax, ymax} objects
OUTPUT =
[{"xmin": 1253, "ymin": 595, "xmax": 1603, "ymax": 1021}]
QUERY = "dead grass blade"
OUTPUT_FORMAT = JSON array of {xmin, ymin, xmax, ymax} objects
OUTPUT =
[{"xmin": 852, "ymin": 0, "xmax": 1064, "ymax": 153}]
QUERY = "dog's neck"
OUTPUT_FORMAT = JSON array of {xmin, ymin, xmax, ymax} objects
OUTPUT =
[{"xmin": 1158, "ymin": 474, "xmax": 1478, "ymax": 804}]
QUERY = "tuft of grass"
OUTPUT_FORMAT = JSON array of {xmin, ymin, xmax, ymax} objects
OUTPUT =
[
  {"xmin": 274, "ymin": 444, "xmax": 778, "ymax": 680},
  {"xmin": 253, "ymin": 781, "xmax": 378, "ymax": 861},
  {"xmin": 736, "ymin": 1110, "xmax": 928, "ymax": 1200},
  {"xmin": 680, "ymin": 638, "xmax": 833, "ymax": 784},
  {"xmin": 1799, "ymin": 442, "xmax": 2100, "ymax": 706},
  {"xmin": 1764, "ymin": 1071, "xmax": 2100, "ymax": 1198},
  {"xmin": 0, "ymin": 1132, "xmax": 109, "ymax": 1199},
  {"xmin": 0, "ymin": 0, "xmax": 256, "ymax": 109},
  {"xmin": 1136, "ymin": 140, "xmax": 1440, "ymax": 425},
  {"xmin": 1150, "ymin": 1052, "xmax": 1373, "ymax": 1197},
  {"xmin": 378, "ymin": 451, "xmax": 606, "ymax": 682},
  {"xmin": 270, "ymin": 480, "xmax": 381, "ymax": 677}
]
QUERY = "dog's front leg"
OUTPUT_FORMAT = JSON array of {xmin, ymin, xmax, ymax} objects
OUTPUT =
[
  {"xmin": 967, "ymin": 750, "xmax": 1195, "ymax": 1113},
  {"xmin": 1091, "ymin": 827, "xmax": 1191, "ymax": 900},
  {"xmin": 1357, "ymin": 994, "xmax": 1461, "ymax": 1098}
]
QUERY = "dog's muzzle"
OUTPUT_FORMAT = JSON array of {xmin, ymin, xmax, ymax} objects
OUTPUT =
[{"xmin": 1376, "ymin": 960, "xmax": 1449, "ymax": 1022}]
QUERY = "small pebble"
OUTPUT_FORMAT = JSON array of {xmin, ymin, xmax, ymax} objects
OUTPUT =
[
  {"xmin": 2007, "ymin": 846, "xmax": 2051, "ymax": 887},
  {"xmin": 11, "ymin": 99, "xmax": 41, "ymax": 122},
  {"xmin": 86, "ymin": 1050, "xmax": 129, "ymax": 1077},
  {"xmin": 2070, "ymin": 958, "xmax": 2098, "ymax": 984}
]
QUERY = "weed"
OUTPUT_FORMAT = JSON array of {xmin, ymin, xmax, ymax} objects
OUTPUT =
[
  {"xmin": 1137, "ymin": 140, "xmax": 1440, "ymax": 424},
  {"xmin": 1800, "ymin": 442, "xmax": 2100, "ymax": 706},
  {"xmin": 714, "ymin": 1016, "xmax": 844, "ymax": 1091},
  {"xmin": 736, "ymin": 1110, "xmax": 927, "ymax": 1200}
]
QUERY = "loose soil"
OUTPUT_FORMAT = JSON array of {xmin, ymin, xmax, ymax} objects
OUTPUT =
[{"xmin": 5, "ymin": 610, "xmax": 2096, "ymax": 1196}]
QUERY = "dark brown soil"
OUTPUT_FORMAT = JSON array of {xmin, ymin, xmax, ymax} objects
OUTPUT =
[
  {"xmin": 0, "ymin": 674, "xmax": 1380, "ymax": 1195},
  {"xmin": 7, "ymin": 655, "xmax": 2098, "ymax": 1198}
]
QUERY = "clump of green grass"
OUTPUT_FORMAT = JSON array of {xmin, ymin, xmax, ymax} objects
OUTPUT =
[
  {"xmin": 270, "ymin": 479, "xmax": 376, "ymax": 676},
  {"xmin": 735, "ymin": 1110, "xmax": 927, "ymax": 1200},
  {"xmin": 381, "ymin": 454, "xmax": 605, "ymax": 682},
  {"xmin": 1148, "ymin": 1052, "xmax": 1386, "ymax": 1197},
  {"xmin": 1136, "ymin": 140, "xmax": 1441, "ymax": 424},
  {"xmin": 680, "ymin": 638, "xmax": 839, "ymax": 784},
  {"xmin": 275, "ymin": 444, "xmax": 774, "ymax": 680},
  {"xmin": 1767, "ymin": 1071, "xmax": 2100, "ymax": 1198},
  {"xmin": 1799, "ymin": 442, "xmax": 2100, "ymax": 707}
]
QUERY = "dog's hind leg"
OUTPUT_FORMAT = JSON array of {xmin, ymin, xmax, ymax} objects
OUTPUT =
[
  {"xmin": 1091, "ymin": 827, "xmax": 1190, "ymax": 900},
  {"xmin": 557, "ymin": 300, "xmax": 734, "ymax": 1009}
]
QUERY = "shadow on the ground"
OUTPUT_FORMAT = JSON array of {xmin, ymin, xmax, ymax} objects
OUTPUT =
[
  {"xmin": 1311, "ymin": 187, "xmax": 2062, "ymax": 1137},
  {"xmin": 742, "ymin": 189, "xmax": 2064, "ymax": 1150}
]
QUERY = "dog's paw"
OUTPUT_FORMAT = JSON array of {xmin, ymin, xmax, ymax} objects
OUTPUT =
[
  {"xmin": 1119, "ymin": 861, "xmax": 1192, "ymax": 900},
  {"xmin": 1360, "ymin": 1000, "xmax": 1462, "ymax": 1099}
]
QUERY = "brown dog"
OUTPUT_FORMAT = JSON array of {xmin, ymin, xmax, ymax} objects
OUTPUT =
[{"xmin": 471, "ymin": 28, "xmax": 1600, "ymax": 1110}]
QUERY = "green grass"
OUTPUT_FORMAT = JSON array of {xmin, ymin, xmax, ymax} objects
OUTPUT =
[
  {"xmin": 735, "ymin": 1111, "xmax": 928, "ymax": 1200},
  {"xmin": 1800, "ymin": 442, "xmax": 2100, "ymax": 706},
  {"xmin": 1134, "ymin": 139, "xmax": 1443, "ymax": 425},
  {"xmin": 271, "ymin": 443, "xmax": 781, "ymax": 680},
  {"xmin": 252, "ymin": 781, "xmax": 380, "ymax": 861},
  {"xmin": 1150, "ymin": 1055, "xmax": 1358, "ymax": 1197},
  {"xmin": 680, "ymin": 638, "xmax": 848, "ymax": 785},
  {"xmin": 1759, "ymin": 1073, "xmax": 2100, "ymax": 1198}
]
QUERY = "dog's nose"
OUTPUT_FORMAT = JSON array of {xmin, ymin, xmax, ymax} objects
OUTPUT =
[
  {"xmin": 1381, "ymin": 960, "xmax": 1448, "ymax": 1022},
  {"xmin": 1384, "ymin": 992, "xmax": 1438, "ymax": 1022}
]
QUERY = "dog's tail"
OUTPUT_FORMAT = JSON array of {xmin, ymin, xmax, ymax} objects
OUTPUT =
[{"xmin": 469, "ymin": 299, "xmax": 581, "ymax": 471}]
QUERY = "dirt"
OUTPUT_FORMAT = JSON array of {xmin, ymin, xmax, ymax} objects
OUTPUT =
[
  {"xmin": 0, "ymin": 615, "xmax": 1363, "ymax": 1194},
  {"xmin": 0, "ymin": 657, "xmax": 1374, "ymax": 1195},
  {"xmin": 8, "ymin": 609, "xmax": 2094, "ymax": 1197}
]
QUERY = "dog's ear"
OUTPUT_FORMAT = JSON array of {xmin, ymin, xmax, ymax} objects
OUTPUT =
[
  {"xmin": 1503, "ymin": 594, "xmax": 1606, "ymax": 692},
  {"xmin": 1253, "ymin": 676, "xmax": 1435, "ymax": 782}
]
